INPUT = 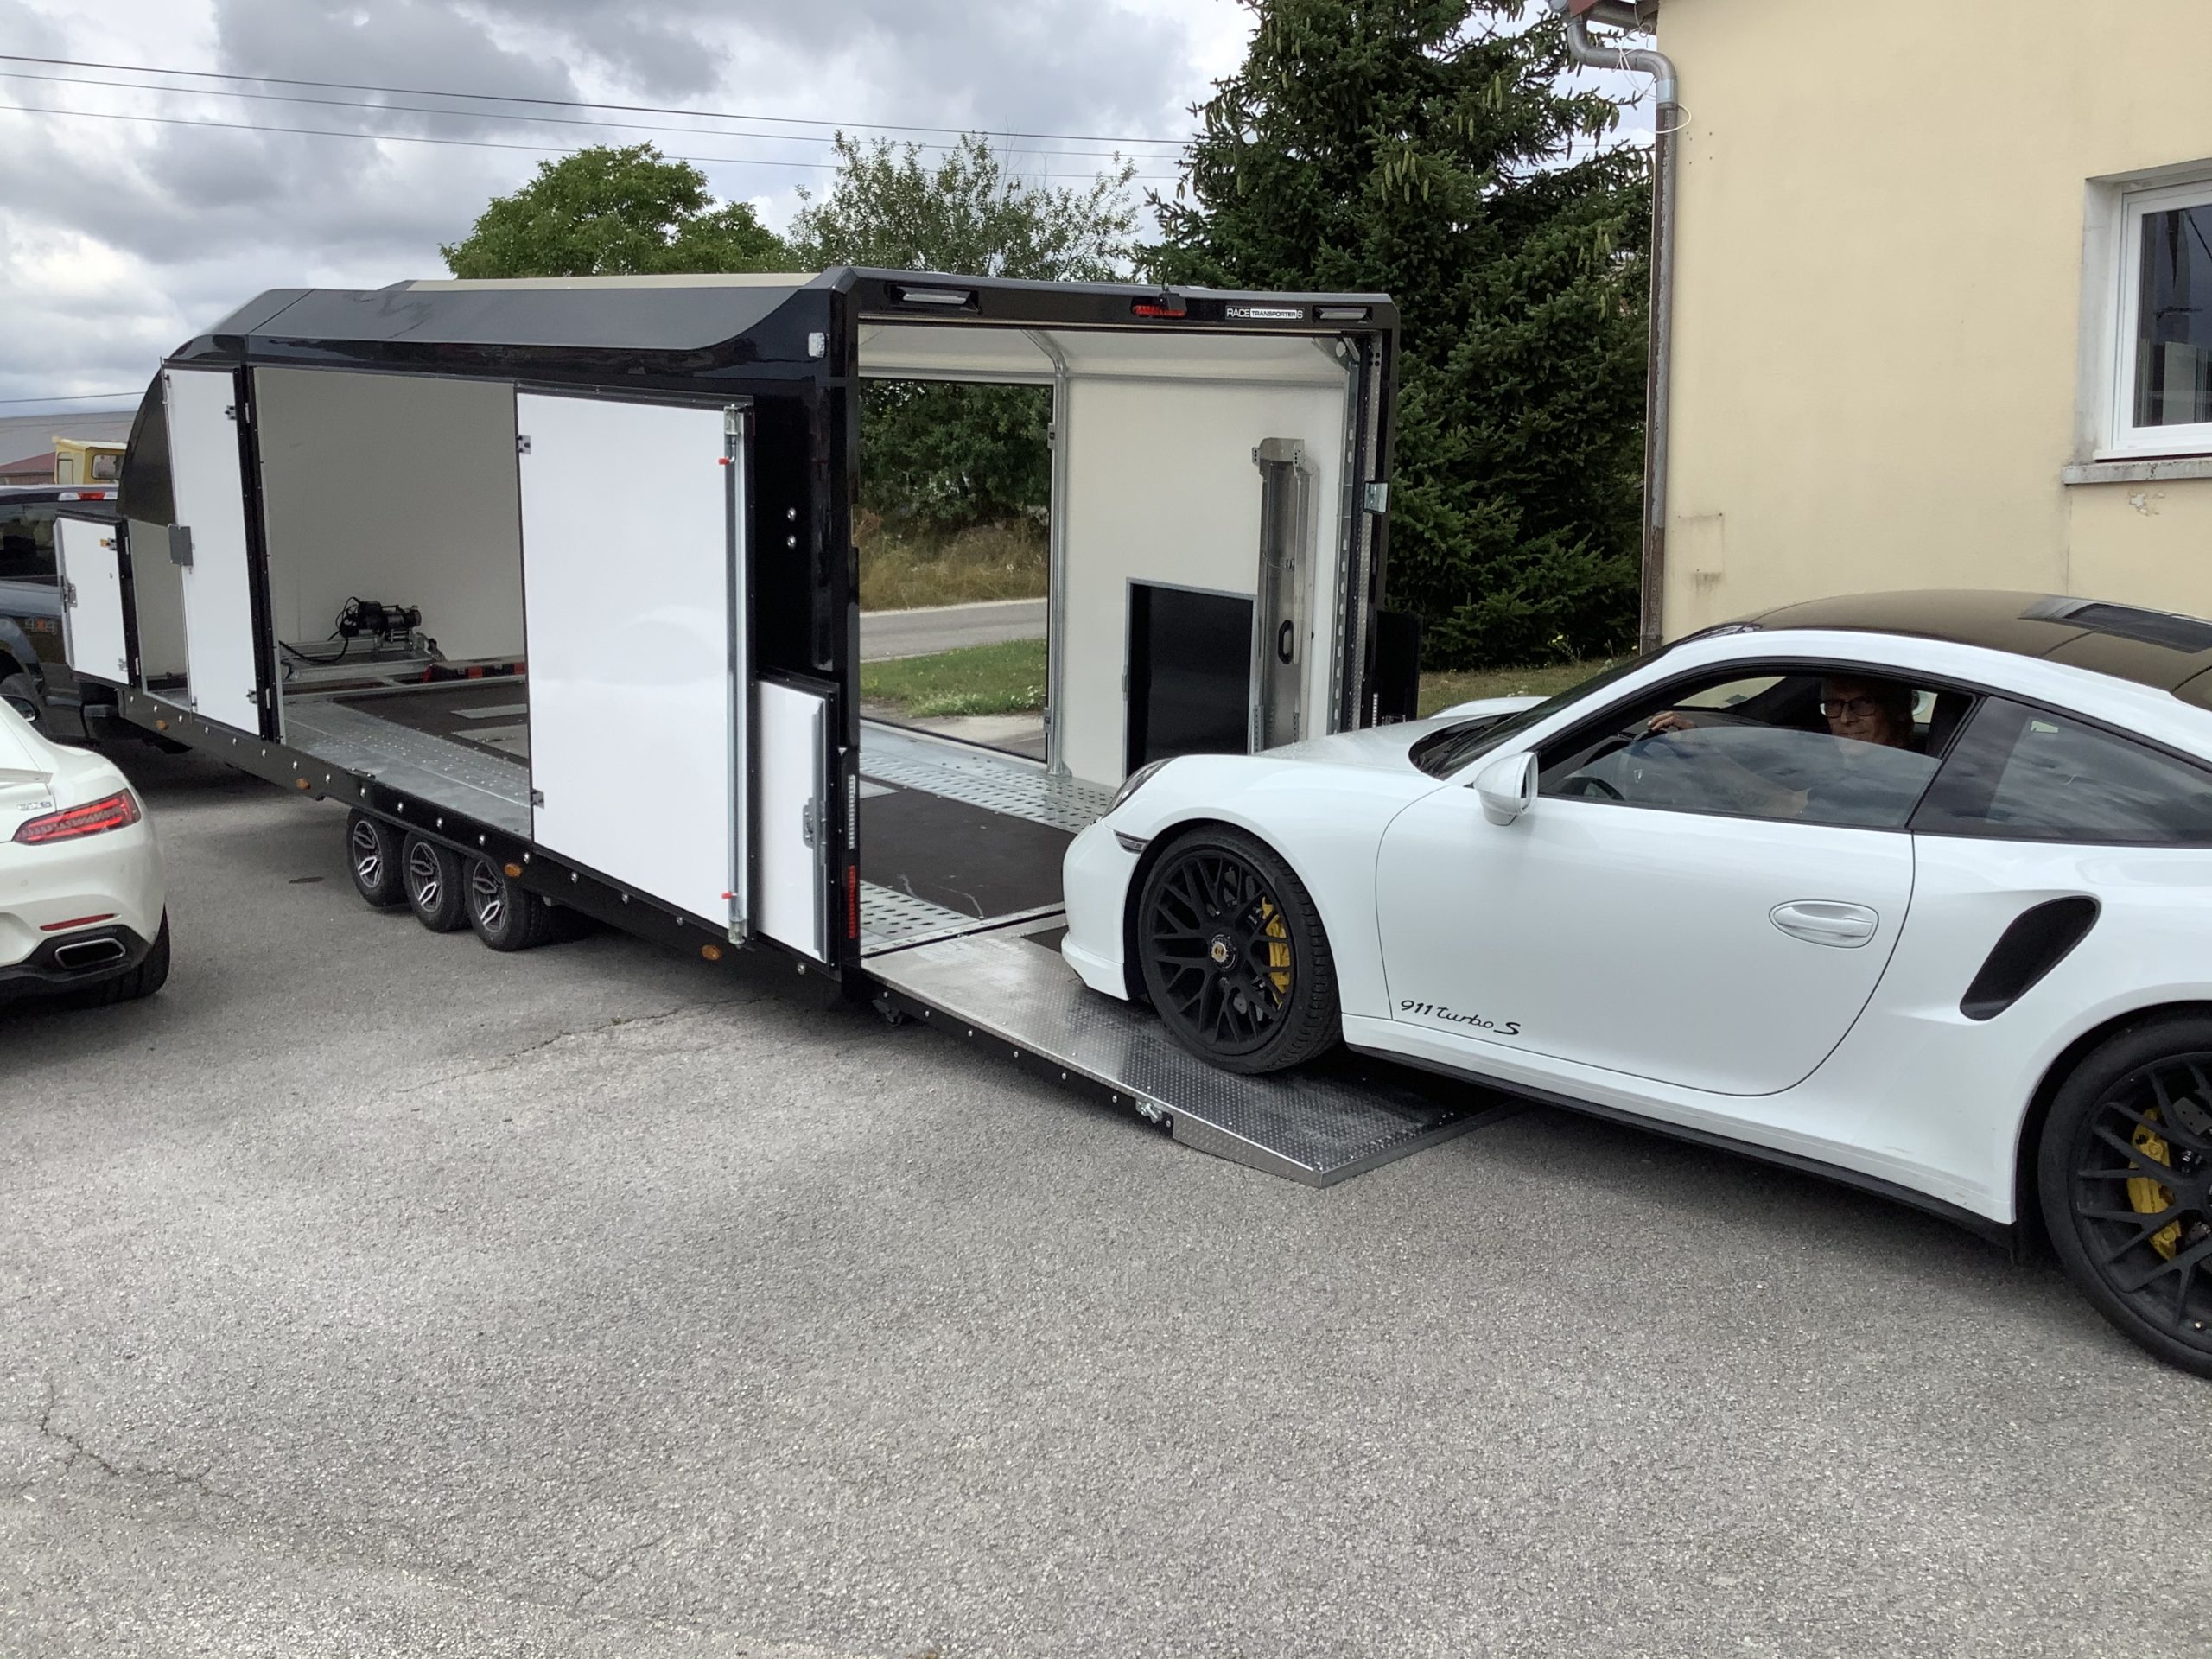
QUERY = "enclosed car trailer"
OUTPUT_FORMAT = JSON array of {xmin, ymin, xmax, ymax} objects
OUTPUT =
[{"xmin": 57, "ymin": 269, "xmax": 1495, "ymax": 1181}]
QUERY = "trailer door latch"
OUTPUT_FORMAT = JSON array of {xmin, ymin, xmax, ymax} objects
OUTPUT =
[
  {"xmin": 516, "ymin": 435, "xmax": 532, "ymax": 455},
  {"xmin": 800, "ymin": 802, "xmax": 817, "ymax": 849}
]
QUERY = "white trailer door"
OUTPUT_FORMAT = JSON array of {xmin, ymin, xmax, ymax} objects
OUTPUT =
[
  {"xmin": 755, "ymin": 680, "xmax": 830, "ymax": 962},
  {"xmin": 163, "ymin": 366, "xmax": 263, "ymax": 729},
  {"xmin": 55, "ymin": 516, "xmax": 129, "ymax": 685},
  {"xmin": 518, "ymin": 392, "xmax": 744, "ymax": 930}
]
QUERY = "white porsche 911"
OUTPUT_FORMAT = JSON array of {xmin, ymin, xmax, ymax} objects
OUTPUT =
[
  {"xmin": 1063, "ymin": 590, "xmax": 2212, "ymax": 1376},
  {"xmin": 0, "ymin": 699, "xmax": 168, "ymax": 1008}
]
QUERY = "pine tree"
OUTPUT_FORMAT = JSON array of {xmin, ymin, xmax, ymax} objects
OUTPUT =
[{"xmin": 1151, "ymin": 0, "xmax": 1650, "ymax": 668}]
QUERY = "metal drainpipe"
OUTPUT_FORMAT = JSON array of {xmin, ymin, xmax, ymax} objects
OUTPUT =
[{"xmin": 1549, "ymin": 0, "xmax": 1679, "ymax": 655}]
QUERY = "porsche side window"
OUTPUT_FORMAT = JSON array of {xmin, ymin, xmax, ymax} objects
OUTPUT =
[
  {"xmin": 1912, "ymin": 699, "xmax": 2212, "ymax": 844},
  {"xmin": 1540, "ymin": 670, "xmax": 1944, "ymax": 830}
]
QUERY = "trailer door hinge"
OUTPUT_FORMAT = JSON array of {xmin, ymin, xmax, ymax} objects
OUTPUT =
[
  {"xmin": 60, "ymin": 578, "xmax": 77, "ymax": 609},
  {"xmin": 529, "ymin": 787, "xmax": 544, "ymax": 808},
  {"xmin": 225, "ymin": 403, "xmax": 245, "ymax": 423},
  {"xmin": 516, "ymin": 435, "xmax": 532, "ymax": 455},
  {"xmin": 1363, "ymin": 481, "xmax": 1389, "ymax": 513}
]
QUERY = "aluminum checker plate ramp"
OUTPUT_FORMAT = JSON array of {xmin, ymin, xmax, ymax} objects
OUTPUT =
[
  {"xmin": 284, "ymin": 698, "xmax": 534, "ymax": 836},
  {"xmin": 859, "ymin": 722, "xmax": 1112, "ymax": 834},
  {"xmin": 870, "ymin": 922, "xmax": 1510, "ymax": 1186}
]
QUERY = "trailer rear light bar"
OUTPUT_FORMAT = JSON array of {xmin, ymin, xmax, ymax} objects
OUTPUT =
[
  {"xmin": 15, "ymin": 790, "xmax": 140, "ymax": 845},
  {"xmin": 888, "ymin": 283, "xmax": 978, "ymax": 310}
]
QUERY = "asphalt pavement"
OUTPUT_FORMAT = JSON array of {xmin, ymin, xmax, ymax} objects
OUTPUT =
[
  {"xmin": 4, "ymin": 749, "xmax": 2210, "ymax": 1657},
  {"xmin": 859, "ymin": 598, "xmax": 1045, "ymax": 662}
]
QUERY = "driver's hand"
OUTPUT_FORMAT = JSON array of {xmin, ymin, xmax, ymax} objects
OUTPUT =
[{"xmin": 1646, "ymin": 710, "xmax": 1697, "ymax": 734}]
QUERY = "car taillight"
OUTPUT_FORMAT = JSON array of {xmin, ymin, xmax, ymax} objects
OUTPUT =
[{"xmin": 14, "ymin": 790, "xmax": 141, "ymax": 845}]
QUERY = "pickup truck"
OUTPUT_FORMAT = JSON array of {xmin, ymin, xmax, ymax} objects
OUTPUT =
[{"xmin": 0, "ymin": 484, "xmax": 124, "ymax": 741}]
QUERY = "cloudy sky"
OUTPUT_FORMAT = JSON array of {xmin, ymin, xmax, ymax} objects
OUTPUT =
[{"xmin": 0, "ymin": 0, "xmax": 1643, "ymax": 431}]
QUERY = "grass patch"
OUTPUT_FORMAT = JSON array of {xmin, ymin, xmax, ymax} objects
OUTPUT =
[
  {"xmin": 858, "ymin": 514, "xmax": 1048, "ymax": 611},
  {"xmin": 860, "ymin": 637, "xmax": 1048, "ymax": 718},
  {"xmin": 1418, "ymin": 658, "xmax": 1623, "ymax": 717}
]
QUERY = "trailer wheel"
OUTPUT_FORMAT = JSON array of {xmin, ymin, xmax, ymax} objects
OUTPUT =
[
  {"xmin": 401, "ymin": 833, "xmax": 469, "ymax": 932},
  {"xmin": 345, "ymin": 811, "xmax": 406, "ymax": 910},
  {"xmin": 463, "ymin": 855, "xmax": 557, "ymax": 951}
]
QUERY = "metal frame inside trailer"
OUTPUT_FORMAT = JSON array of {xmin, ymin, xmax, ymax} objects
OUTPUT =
[{"xmin": 58, "ymin": 268, "xmax": 1494, "ymax": 1184}]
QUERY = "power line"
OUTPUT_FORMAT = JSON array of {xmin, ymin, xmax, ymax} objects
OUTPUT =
[
  {"xmin": 0, "ymin": 102, "xmax": 1183, "ymax": 181},
  {"xmin": 0, "ymin": 53, "xmax": 1193, "ymax": 150},
  {"xmin": 0, "ymin": 390, "xmax": 143, "ymax": 404},
  {"xmin": 0, "ymin": 70, "xmax": 1168, "ymax": 165}
]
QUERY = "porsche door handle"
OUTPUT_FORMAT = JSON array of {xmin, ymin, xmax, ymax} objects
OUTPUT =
[{"xmin": 1770, "ymin": 900, "xmax": 1878, "ymax": 948}]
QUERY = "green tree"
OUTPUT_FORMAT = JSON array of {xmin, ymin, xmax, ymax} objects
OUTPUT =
[
  {"xmin": 792, "ymin": 134, "xmax": 1139, "ymax": 534},
  {"xmin": 442, "ymin": 143, "xmax": 789, "ymax": 277},
  {"xmin": 1151, "ymin": 0, "xmax": 1651, "ymax": 668}
]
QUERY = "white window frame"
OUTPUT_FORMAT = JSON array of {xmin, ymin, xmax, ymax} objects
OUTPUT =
[{"xmin": 2105, "ymin": 175, "xmax": 2212, "ymax": 460}]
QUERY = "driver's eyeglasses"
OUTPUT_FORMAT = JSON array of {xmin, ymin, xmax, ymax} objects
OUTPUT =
[{"xmin": 1820, "ymin": 696, "xmax": 1883, "ymax": 719}]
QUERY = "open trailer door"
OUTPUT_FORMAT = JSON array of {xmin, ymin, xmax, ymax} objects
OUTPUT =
[
  {"xmin": 54, "ymin": 514, "xmax": 130, "ymax": 687},
  {"xmin": 518, "ymin": 391, "xmax": 747, "ymax": 935},
  {"xmin": 162, "ymin": 365, "xmax": 265, "ymax": 732}
]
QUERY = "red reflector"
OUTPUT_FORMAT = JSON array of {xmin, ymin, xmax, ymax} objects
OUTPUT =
[
  {"xmin": 15, "ymin": 790, "xmax": 141, "ymax": 845},
  {"xmin": 39, "ymin": 912, "xmax": 115, "ymax": 931},
  {"xmin": 846, "ymin": 862, "xmax": 859, "ymax": 939}
]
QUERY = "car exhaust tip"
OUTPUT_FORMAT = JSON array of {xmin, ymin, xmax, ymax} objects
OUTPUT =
[{"xmin": 53, "ymin": 937, "xmax": 128, "ymax": 970}]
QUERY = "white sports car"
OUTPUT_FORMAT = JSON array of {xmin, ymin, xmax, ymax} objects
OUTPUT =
[
  {"xmin": 0, "ymin": 699, "xmax": 168, "ymax": 1008},
  {"xmin": 1063, "ymin": 590, "xmax": 2212, "ymax": 1376}
]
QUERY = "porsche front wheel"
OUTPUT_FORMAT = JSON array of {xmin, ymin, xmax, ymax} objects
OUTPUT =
[{"xmin": 1135, "ymin": 829, "xmax": 1338, "ymax": 1075}]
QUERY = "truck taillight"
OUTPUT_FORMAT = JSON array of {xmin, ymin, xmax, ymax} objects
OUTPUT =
[{"xmin": 15, "ymin": 790, "xmax": 141, "ymax": 845}]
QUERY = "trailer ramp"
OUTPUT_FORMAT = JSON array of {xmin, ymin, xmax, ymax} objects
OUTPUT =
[{"xmin": 867, "ymin": 917, "xmax": 1510, "ymax": 1186}]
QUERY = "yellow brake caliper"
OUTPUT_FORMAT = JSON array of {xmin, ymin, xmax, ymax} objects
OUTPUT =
[
  {"xmin": 1258, "ymin": 899, "xmax": 1292, "ymax": 1002},
  {"xmin": 2130, "ymin": 1112, "xmax": 2183, "ymax": 1262}
]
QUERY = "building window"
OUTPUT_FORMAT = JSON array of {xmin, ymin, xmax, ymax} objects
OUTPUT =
[{"xmin": 2112, "ymin": 179, "xmax": 2212, "ymax": 457}]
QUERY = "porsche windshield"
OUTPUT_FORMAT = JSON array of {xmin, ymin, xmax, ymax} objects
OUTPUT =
[{"xmin": 1410, "ymin": 657, "xmax": 1652, "ymax": 778}]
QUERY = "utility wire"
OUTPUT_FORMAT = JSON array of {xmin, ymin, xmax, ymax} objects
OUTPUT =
[
  {"xmin": 0, "ymin": 70, "xmax": 1166, "ymax": 164},
  {"xmin": 0, "ymin": 53, "xmax": 1193, "ymax": 149},
  {"xmin": 0, "ymin": 390, "xmax": 142, "ymax": 404},
  {"xmin": 0, "ymin": 102, "xmax": 1183, "ymax": 181}
]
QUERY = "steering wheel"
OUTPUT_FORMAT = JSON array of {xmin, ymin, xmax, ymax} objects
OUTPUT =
[{"xmin": 1556, "ymin": 773, "xmax": 1624, "ymax": 800}]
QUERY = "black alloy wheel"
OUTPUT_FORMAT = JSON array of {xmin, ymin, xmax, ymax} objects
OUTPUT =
[
  {"xmin": 2041, "ymin": 1015, "xmax": 2212, "ymax": 1377},
  {"xmin": 1135, "ymin": 828, "xmax": 1338, "ymax": 1075},
  {"xmin": 401, "ymin": 833, "xmax": 469, "ymax": 932},
  {"xmin": 463, "ymin": 855, "xmax": 557, "ymax": 952},
  {"xmin": 346, "ymin": 810, "xmax": 407, "ymax": 910}
]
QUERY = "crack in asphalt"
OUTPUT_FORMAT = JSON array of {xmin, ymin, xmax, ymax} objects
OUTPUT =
[
  {"xmin": 569, "ymin": 1527, "xmax": 674, "ymax": 1611},
  {"xmin": 23, "ymin": 1380, "xmax": 235, "ymax": 1502},
  {"xmin": 392, "ymin": 994, "xmax": 771, "ymax": 1100}
]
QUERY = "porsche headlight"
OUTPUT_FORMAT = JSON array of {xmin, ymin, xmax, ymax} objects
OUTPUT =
[{"xmin": 1109, "ymin": 759, "xmax": 1171, "ymax": 814}]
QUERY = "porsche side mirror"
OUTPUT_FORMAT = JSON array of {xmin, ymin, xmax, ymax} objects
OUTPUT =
[{"xmin": 1472, "ymin": 752, "xmax": 1537, "ymax": 825}]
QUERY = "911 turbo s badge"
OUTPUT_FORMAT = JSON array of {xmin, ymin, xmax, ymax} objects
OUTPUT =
[{"xmin": 1401, "ymin": 1000, "xmax": 1520, "ymax": 1035}]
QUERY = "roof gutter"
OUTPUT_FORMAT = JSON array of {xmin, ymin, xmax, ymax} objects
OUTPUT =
[{"xmin": 1549, "ymin": 0, "xmax": 1678, "ymax": 655}]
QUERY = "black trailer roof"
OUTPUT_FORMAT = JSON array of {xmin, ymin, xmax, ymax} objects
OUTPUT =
[{"xmin": 173, "ymin": 268, "xmax": 1396, "ymax": 374}]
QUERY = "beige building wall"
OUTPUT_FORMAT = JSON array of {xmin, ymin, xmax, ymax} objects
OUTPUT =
[{"xmin": 1654, "ymin": 0, "xmax": 2212, "ymax": 636}]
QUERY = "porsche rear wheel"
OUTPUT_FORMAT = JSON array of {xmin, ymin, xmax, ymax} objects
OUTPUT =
[
  {"xmin": 1135, "ymin": 828, "xmax": 1338, "ymax": 1075},
  {"xmin": 2040, "ymin": 1014, "xmax": 2212, "ymax": 1378}
]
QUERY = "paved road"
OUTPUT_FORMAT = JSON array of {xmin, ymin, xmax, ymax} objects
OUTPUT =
[
  {"xmin": 5, "ymin": 751, "xmax": 2211, "ymax": 1657},
  {"xmin": 860, "ymin": 597, "xmax": 1045, "ymax": 662}
]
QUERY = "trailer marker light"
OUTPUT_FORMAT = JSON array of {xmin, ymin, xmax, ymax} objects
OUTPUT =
[
  {"xmin": 504, "ymin": 862, "xmax": 523, "ymax": 878},
  {"xmin": 16, "ymin": 790, "xmax": 140, "ymax": 845},
  {"xmin": 700, "ymin": 944, "xmax": 723, "ymax": 963},
  {"xmin": 40, "ymin": 913, "xmax": 115, "ymax": 931},
  {"xmin": 890, "ymin": 283, "xmax": 976, "ymax": 308}
]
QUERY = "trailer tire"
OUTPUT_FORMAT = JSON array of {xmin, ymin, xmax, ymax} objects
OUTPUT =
[
  {"xmin": 346, "ymin": 811, "xmax": 407, "ymax": 910},
  {"xmin": 463, "ymin": 855, "xmax": 557, "ymax": 951},
  {"xmin": 401, "ymin": 833, "xmax": 469, "ymax": 932}
]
